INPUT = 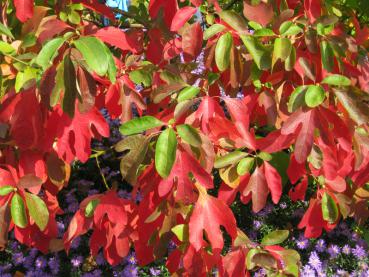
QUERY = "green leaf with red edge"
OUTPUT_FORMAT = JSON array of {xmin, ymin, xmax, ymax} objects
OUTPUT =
[
  {"xmin": 0, "ymin": 186, "xmax": 14, "ymax": 196},
  {"xmin": 321, "ymin": 192, "xmax": 339, "ymax": 223},
  {"xmin": 189, "ymin": 184, "xmax": 237, "ymax": 253}
]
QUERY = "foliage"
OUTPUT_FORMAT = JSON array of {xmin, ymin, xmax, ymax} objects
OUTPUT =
[{"xmin": 0, "ymin": 0, "xmax": 369, "ymax": 276}]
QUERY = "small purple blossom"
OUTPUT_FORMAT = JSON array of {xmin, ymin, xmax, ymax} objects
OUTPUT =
[
  {"xmin": 125, "ymin": 252, "xmax": 137, "ymax": 265},
  {"xmin": 122, "ymin": 264, "xmax": 138, "ymax": 277},
  {"xmin": 253, "ymin": 220, "xmax": 262, "ymax": 230},
  {"xmin": 48, "ymin": 256, "xmax": 60, "ymax": 274},
  {"xmin": 328, "ymin": 244, "xmax": 340, "ymax": 259},
  {"xmin": 279, "ymin": 202, "xmax": 287, "ymax": 209},
  {"xmin": 70, "ymin": 236, "xmax": 81, "ymax": 249},
  {"xmin": 296, "ymin": 235, "xmax": 310, "ymax": 250},
  {"xmin": 308, "ymin": 251, "xmax": 322, "ymax": 271},
  {"xmin": 12, "ymin": 252, "xmax": 25, "ymax": 266},
  {"xmin": 96, "ymin": 252, "xmax": 107, "ymax": 266},
  {"xmin": 149, "ymin": 267, "xmax": 162, "ymax": 276},
  {"xmin": 315, "ymin": 239, "xmax": 326, "ymax": 253},
  {"xmin": 35, "ymin": 256, "xmax": 47, "ymax": 269},
  {"xmin": 342, "ymin": 244, "xmax": 351, "ymax": 255},
  {"xmin": 352, "ymin": 245, "xmax": 366, "ymax": 260},
  {"xmin": 71, "ymin": 256, "xmax": 84, "ymax": 267}
]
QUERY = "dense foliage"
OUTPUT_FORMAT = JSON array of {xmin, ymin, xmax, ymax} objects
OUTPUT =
[{"xmin": 0, "ymin": 0, "xmax": 369, "ymax": 276}]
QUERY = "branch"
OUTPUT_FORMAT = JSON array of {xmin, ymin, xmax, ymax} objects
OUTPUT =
[{"xmin": 111, "ymin": 8, "xmax": 150, "ymax": 28}]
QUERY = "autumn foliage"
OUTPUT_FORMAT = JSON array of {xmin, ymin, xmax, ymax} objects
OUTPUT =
[{"xmin": 0, "ymin": 0, "xmax": 369, "ymax": 276}]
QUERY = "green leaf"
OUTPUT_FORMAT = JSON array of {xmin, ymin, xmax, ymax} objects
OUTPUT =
[
  {"xmin": 237, "ymin": 157, "xmax": 254, "ymax": 176},
  {"xmin": 279, "ymin": 21, "xmax": 302, "ymax": 36},
  {"xmin": 15, "ymin": 67, "xmax": 37, "ymax": 93},
  {"xmin": 279, "ymin": 21, "xmax": 293, "ymax": 34},
  {"xmin": 253, "ymin": 28, "xmax": 276, "ymax": 37},
  {"xmin": 0, "ymin": 186, "xmax": 15, "ymax": 196},
  {"xmin": 36, "ymin": 37, "xmax": 65, "ymax": 70},
  {"xmin": 176, "ymin": 124, "xmax": 202, "ymax": 147},
  {"xmin": 258, "ymin": 151, "xmax": 272, "ymax": 161},
  {"xmin": 50, "ymin": 62, "xmax": 64, "ymax": 107},
  {"xmin": 285, "ymin": 45, "xmax": 296, "ymax": 71},
  {"xmin": 248, "ymin": 21, "xmax": 262, "ymax": 30},
  {"xmin": 25, "ymin": 192, "xmax": 49, "ymax": 231},
  {"xmin": 241, "ymin": 35, "xmax": 271, "ymax": 70},
  {"xmin": 214, "ymin": 151, "xmax": 248, "ymax": 169},
  {"xmin": 177, "ymin": 86, "xmax": 200, "ymax": 102},
  {"xmin": 0, "ymin": 22, "xmax": 14, "ymax": 39},
  {"xmin": 155, "ymin": 128, "xmax": 177, "ymax": 178},
  {"xmin": 0, "ymin": 41, "xmax": 15, "ymax": 54},
  {"xmin": 218, "ymin": 11, "xmax": 248, "ymax": 33},
  {"xmin": 321, "ymin": 192, "xmax": 339, "ymax": 223},
  {"xmin": 320, "ymin": 41, "xmax": 334, "ymax": 72},
  {"xmin": 11, "ymin": 193, "xmax": 28, "ymax": 228},
  {"xmin": 85, "ymin": 199, "xmax": 100, "ymax": 217},
  {"xmin": 322, "ymin": 74, "xmax": 351, "ymax": 86},
  {"xmin": 288, "ymin": 85, "xmax": 308, "ymax": 113},
  {"xmin": 129, "ymin": 69, "xmax": 152, "ymax": 87},
  {"xmin": 273, "ymin": 37, "xmax": 292, "ymax": 65},
  {"xmin": 171, "ymin": 224, "xmax": 189, "ymax": 242},
  {"xmin": 215, "ymin": 32, "xmax": 233, "ymax": 72},
  {"xmin": 119, "ymin": 116, "xmax": 165, "ymax": 136},
  {"xmin": 204, "ymin": 24, "xmax": 225, "ymax": 40},
  {"xmin": 73, "ymin": 37, "xmax": 109, "ymax": 76},
  {"xmin": 305, "ymin": 85, "xmax": 325, "ymax": 108},
  {"xmin": 261, "ymin": 230, "xmax": 290, "ymax": 245}
]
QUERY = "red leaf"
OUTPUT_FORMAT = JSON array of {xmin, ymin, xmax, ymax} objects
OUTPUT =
[
  {"xmin": 73, "ymin": 0, "xmax": 115, "ymax": 21},
  {"xmin": 149, "ymin": 0, "xmax": 178, "ymax": 27},
  {"xmin": 221, "ymin": 248, "xmax": 248, "ymax": 277},
  {"xmin": 243, "ymin": 1, "xmax": 274, "ymax": 27},
  {"xmin": 304, "ymin": 0, "xmax": 322, "ymax": 23},
  {"xmin": 243, "ymin": 166, "xmax": 269, "ymax": 213},
  {"xmin": 281, "ymin": 108, "xmax": 317, "ymax": 164},
  {"xmin": 257, "ymin": 130, "xmax": 295, "ymax": 153},
  {"xmin": 287, "ymin": 154, "xmax": 306, "ymax": 184},
  {"xmin": 14, "ymin": 0, "xmax": 34, "ymax": 22},
  {"xmin": 289, "ymin": 176, "xmax": 308, "ymax": 202},
  {"xmin": 49, "ymin": 105, "xmax": 109, "ymax": 163},
  {"xmin": 264, "ymin": 162, "xmax": 282, "ymax": 204},
  {"xmin": 182, "ymin": 22, "xmax": 203, "ymax": 62},
  {"xmin": 189, "ymin": 187, "xmax": 237, "ymax": 254},
  {"xmin": 93, "ymin": 27, "xmax": 144, "ymax": 54},
  {"xmin": 170, "ymin": 7, "xmax": 197, "ymax": 32}
]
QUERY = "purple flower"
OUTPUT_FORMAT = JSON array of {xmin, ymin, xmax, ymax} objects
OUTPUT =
[
  {"xmin": 122, "ymin": 264, "xmax": 138, "ymax": 277},
  {"xmin": 254, "ymin": 268, "xmax": 267, "ymax": 277},
  {"xmin": 253, "ymin": 220, "xmax": 262, "ymax": 230},
  {"xmin": 12, "ymin": 252, "xmax": 25, "ymax": 266},
  {"xmin": 9, "ymin": 241, "xmax": 20, "ymax": 251},
  {"xmin": 71, "ymin": 256, "xmax": 84, "ymax": 268},
  {"xmin": 279, "ymin": 202, "xmax": 287, "ymax": 209},
  {"xmin": 149, "ymin": 268, "xmax": 161, "ymax": 276},
  {"xmin": 315, "ymin": 239, "xmax": 326, "ymax": 253},
  {"xmin": 308, "ymin": 251, "xmax": 322, "ymax": 271},
  {"xmin": 301, "ymin": 265, "xmax": 315, "ymax": 277},
  {"xmin": 352, "ymin": 245, "xmax": 366, "ymax": 260},
  {"xmin": 35, "ymin": 256, "xmax": 47, "ymax": 269},
  {"xmin": 48, "ymin": 256, "xmax": 60, "ymax": 274},
  {"xmin": 342, "ymin": 244, "xmax": 351, "ymax": 255},
  {"xmin": 295, "ymin": 235, "xmax": 310, "ymax": 250},
  {"xmin": 327, "ymin": 244, "xmax": 340, "ymax": 258},
  {"xmin": 118, "ymin": 190, "xmax": 131, "ymax": 199},
  {"xmin": 125, "ymin": 252, "xmax": 137, "ymax": 265}
]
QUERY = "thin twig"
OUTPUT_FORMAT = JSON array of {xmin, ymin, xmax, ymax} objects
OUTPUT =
[{"xmin": 111, "ymin": 8, "xmax": 150, "ymax": 28}]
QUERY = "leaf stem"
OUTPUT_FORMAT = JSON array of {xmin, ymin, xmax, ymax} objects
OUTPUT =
[{"xmin": 95, "ymin": 155, "xmax": 110, "ymax": 190}]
